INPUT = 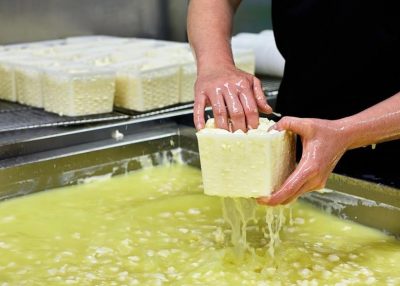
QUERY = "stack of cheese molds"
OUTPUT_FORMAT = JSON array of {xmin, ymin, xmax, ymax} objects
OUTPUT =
[
  {"xmin": 113, "ymin": 59, "xmax": 181, "ymax": 112},
  {"xmin": 0, "ymin": 35, "xmax": 255, "ymax": 116},
  {"xmin": 196, "ymin": 118, "xmax": 296, "ymax": 198},
  {"xmin": 42, "ymin": 65, "xmax": 115, "ymax": 117}
]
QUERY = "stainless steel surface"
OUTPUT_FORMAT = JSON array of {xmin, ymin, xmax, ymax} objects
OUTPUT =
[
  {"xmin": 302, "ymin": 176, "xmax": 400, "ymax": 239},
  {"xmin": 0, "ymin": 77, "xmax": 276, "ymax": 144},
  {"xmin": 114, "ymin": 103, "xmax": 195, "ymax": 117},
  {"xmin": 0, "ymin": 107, "xmax": 196, "ymax": 160},
  {"xmin": 0, "ymin": 123, "xmax": 182, "ymax": 200},
  {"xmin": 0, "ymin": 100, "xmax": 129, "ymax": 133},
  {"xmin": 260, "ymin": 76, "xmax": 280, "ymax": 109},
  {"xmin": 0, "ymin": 79, "xmax": 276, "ymax": 160},
  {"xmin": 0, "ymin": 0, "xmax": 188, "ymax": 44},
  {"xmin": 0, "ymin": 100, "xmax": 196, "ymax": 134},
  {"xmin": 1, "ymin": 111, "xmax": 399, "ymax": 239},
  {"xmin": 260, "ymin": 76, "xmax": 281, "ymax": 95}
]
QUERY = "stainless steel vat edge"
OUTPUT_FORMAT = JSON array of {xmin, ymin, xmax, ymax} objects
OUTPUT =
[
  {"xmin": 0, "ymin": 108, "xmax": 195, "ymax": 161},
  {"xmin": 1, "ymin": 113, "xmax": 399, "ymax": 238}
]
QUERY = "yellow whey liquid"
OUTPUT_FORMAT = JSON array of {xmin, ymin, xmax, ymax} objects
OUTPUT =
[{"xmin": 0, "ymin": 165, "xmax": 399, "ymax": 285}]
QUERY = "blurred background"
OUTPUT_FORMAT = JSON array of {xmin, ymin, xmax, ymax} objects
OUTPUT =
[{"xmin": 0, "ymin": 0, "xmax": 272, "ymax": 44}]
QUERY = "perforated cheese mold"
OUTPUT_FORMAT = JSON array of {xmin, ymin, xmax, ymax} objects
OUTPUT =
[
  {"xmin": 42, "ymin": 66, "xmax": 115, "ymax": 116},
  {"xmin": 114, "ymin": 60, "xmax": 180, "ymax": 112},
  {"xmin": 233, "ymin": 48, "xmax": 256, "ymax": 75},
  {"xmin": 0, "ymin": 59, "xmax": 17, "ymax": 102},
  {"xmin": 196, "ymin": 118, "xmax": 296, "ymax": 198}
]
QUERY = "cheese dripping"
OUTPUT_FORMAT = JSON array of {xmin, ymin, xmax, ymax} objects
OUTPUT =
[{"xmin": 222, "ymin": 197, "xmax": 289, "ymax": 258}]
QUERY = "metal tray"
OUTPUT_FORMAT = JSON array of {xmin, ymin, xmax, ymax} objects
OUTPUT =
[
  {"xmin": 114, "ymin": 103, "xmax": 194, "ymax": 117},
  {"xmin": 1, "ymin": 111, "xmax": 399, "ymax": 239},
  {"xmin": 0, "ymin": 100, "xmax": 129, "ymax": 133},
  {"xmin": 0, "ymin": 75, "xmax": 279, "ymax": 151}
]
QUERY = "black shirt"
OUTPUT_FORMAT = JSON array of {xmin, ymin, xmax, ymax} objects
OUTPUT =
[{"xmin": 272, "ymin": 0, "xmax": 400, "ymax": 187}]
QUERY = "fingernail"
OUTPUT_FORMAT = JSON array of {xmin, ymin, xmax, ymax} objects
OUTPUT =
[
  {"xmin": 257, "ymin": 197, "xmax": 270, "ymax": 205},
  {"xmin": 268, "ymin": 124, "xmax": 277, "ymax": 131}
]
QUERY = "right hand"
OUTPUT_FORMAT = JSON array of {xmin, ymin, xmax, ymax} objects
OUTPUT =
[
  {"xmin": 193, "ymin": 65, "xmax": 273, "ymax": 132},
  {"xmin": 257, "ymin": 116, "xmax": 352, "ymax": 206}
]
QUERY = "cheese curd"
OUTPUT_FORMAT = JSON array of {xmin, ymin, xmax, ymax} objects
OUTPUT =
[{"xmin": 196, "ymin": 118, "xmax": 296, "ymax": 198}]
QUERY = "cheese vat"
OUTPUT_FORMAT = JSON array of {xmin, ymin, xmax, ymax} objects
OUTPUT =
[{"xmin": 1, "ymin": 112, "xmax": 400, "ymax": 284}]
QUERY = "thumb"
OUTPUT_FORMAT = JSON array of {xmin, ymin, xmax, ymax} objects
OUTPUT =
[{"xmin": 273, "ymin": 116, "xmax": 311, "ymax": 136}]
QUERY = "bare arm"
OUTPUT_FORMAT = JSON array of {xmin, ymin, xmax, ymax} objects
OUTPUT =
[
  {"xmin": 187, "ymin": 0, "xmax": 272, "ymax": 131},
  {"xmin": 187, "ymin": 0, "xmax": 240, "ymax": 73},
  {"xmin": 340, "ymin": 92, "xmax": 400, "ymax": 148},
  {"xmin": 258, "ymin": 92, "xmax": 400, "ymax": 206}
]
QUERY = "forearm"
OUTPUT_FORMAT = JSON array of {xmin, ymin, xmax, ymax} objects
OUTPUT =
[
  {"xmin": 187, "ymin": 0, "xmax": 241, "ymax": 74},
  {"xmin": 338, "ymin": 92, "xmax": 400, "ymax": 149}
]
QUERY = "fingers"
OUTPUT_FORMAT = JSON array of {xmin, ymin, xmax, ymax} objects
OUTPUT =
[
  {"xmin": 210, "ymin": 88, "xmax": 229, "ymax": 130},
  {"xmin": 258, "ymin": 161, "xmax": 318, "ymax": 206},
  {"xmin": 272, "ymin": 116, "xmax": 312, "ymax": 137},
  {"xmin": 194, "ymin": 72, "xmax": 270, "ymax": 132},
  {"xmin": 257, "ymin": 173, "xmax": 304, "ymax": 206},
  {"xmin": 237, "ymin": 86, "xmax": 259, "ymax": 130},
  {"xmin": 253, "ymin": 77, "xmax": 272, "ymax": 114},
  {"xmin": 280, "ymin": 180, "xmax": 314, "ymax": 205},
  {"xmin": 193, "ymin": 91, "xmax": 207, "ymax": 130},
  {"xmin": 223, "ymin": 83, "xmax": 246, "ymax": 132}
]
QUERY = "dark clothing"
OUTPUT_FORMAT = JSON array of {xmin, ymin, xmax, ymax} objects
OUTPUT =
[{"xmin": 272, "ymin": 0, "xmax": 400, "ymax": 187}]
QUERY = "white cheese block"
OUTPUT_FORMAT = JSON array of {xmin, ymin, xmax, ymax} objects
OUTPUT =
[
  {"xmin": 65, "ymin": 35, "xmax": 129, "ymax": 45},
  {"xmin": 0, "ymin": 59, "xmax": 18, "ymax": 102},
  {"xmin": 147, "ymin": 44, "xmax": 197, "ymax": 104},
  {"xmin": 3, "ymin": 39, "xmax": 65, "ymax": 53},
  {"xmin": 15, "ymin": 64, "xmax": 44, "ymax": 108},
  {"xmin": 42, "ymin": 66, "xmax": 115, "ymax": 116},
  {"xmin": 144, "ymin": 43, "xmax": 191, "ymax": 58},
  {"xmin": 179, "ymin": 60, "xmax": 196, "ymax": 103},
  {"xmin": 15, "ymin": 60, "xmax": 60, "ymax": 108},
  {"xmin": 173, "ymin": 49, "xmax": 197, "ymax": 104},
  {"xmin": 233, "ymin": 48, "xmax": 256, "ymax": 75},
  {"xmin": 114, "ymin": 60, "xmax": 180, "ymax": 112},
  {"xmin": 196, "ymin": 118, "xmax": 296, "ymax": 198},
  {"xmin": 0, "ymin": 54, "xmax": 33, "ymax": 102},
  {"xmin": 146, "ymin": 45, "xmax": 197, "ymax": 104}
]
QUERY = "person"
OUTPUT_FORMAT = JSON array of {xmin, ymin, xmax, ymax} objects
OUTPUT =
[{"xmin": 187, "ymin": 0, "xmax": 400, "ymax": 206}]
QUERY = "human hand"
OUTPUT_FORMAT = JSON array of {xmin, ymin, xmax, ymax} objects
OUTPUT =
[
  {"xmin": 257, "ymin": 116, "xmax": 353, "ymax": 206},
  {"xmin": 193, "ymin": 65, "xmax": 273, "ymax": 132}
]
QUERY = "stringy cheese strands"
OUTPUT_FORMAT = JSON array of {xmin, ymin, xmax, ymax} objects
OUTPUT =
[
  {"xmin": 222, "ymin": 197, "xmax": 288, "ymax": 258},
  {"xmin": 222, "ymin": 197, "xmax": 258, "ymax": 258},
  {"xmin": 196, "ymin": 118, "xmax": 296, "ymax": 198},
  {"xmin": 264, "ymin": 205, "xmax": 287, "ymax": 257}
]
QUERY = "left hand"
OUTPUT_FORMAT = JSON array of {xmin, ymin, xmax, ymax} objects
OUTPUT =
[{"xmin": 257, "ymin": 116, "xmax": 352, "ymax": 206}]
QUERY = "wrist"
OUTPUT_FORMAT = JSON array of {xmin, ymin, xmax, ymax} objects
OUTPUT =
[
  {"xmin": 333, "ymin": 118, "xmax": 363, "ymax": 150},
  {"xmin": 196, "ymin": 58, "xmax": 236, "ymax": 76}
]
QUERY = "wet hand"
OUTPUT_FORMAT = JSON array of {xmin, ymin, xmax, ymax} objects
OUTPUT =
[
  {"xmin": 257, "ymin": 117, "xmax": 353, "ymax": 206},
  {"xmin": 193, "ymin": 65, "xmax": 272, "ymax": 132}
]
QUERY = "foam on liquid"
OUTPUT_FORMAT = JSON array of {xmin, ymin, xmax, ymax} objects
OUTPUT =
[{"xmin": 0, "ymin": 165, "xmax": 399, "ymax": 285}]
